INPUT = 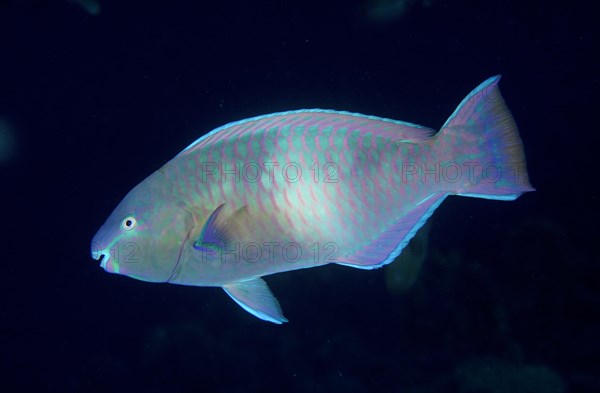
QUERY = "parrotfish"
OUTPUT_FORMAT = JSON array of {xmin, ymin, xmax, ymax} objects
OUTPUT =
[{"xmin": 91, "ymin": 76, "xmax": 533, "ymax": 323}]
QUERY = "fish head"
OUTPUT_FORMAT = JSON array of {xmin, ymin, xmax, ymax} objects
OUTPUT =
[{"xmin": 91, "ymin": 173, "xmax": 193, "ymax": 282}]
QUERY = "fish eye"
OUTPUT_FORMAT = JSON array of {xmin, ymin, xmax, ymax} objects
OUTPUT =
[{"xmin": 121, "ymin": 216, "xmax": 137, "ymax": 231}]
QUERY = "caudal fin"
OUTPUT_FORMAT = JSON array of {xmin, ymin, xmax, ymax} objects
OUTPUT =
[{"xmin": 441, "ymin": 75, "xmax": 534, "ymax": 200}]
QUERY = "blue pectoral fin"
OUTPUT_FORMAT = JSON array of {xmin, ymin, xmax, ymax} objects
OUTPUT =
[
  {"xmin": 223, "ymin": 278, "xmax": 288, "ymax": 324},
  {"xmin": 193, "ymin": 203, "xmax": 256, "ymax": 252},
  {"xmin": 193, "ymin": 203, "xmax": 225, "ymax": 251}
]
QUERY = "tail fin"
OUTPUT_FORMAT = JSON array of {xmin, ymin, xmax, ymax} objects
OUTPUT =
[{"xmin": 441, "ymin": 75, "xmax": 534, "ymax": 200}]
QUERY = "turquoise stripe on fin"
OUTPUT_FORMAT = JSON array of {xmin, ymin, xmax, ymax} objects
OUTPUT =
[
  {"xmin": 223, "ymin": 278, "xmax": 288, "ymax": 324},
  {"xmin": 178, "ymin": 108, "xmax": 435, "ymax": 156},
  {"xmin": 337, "ymin": 193, "xmax": 448, "ymax": 270}
]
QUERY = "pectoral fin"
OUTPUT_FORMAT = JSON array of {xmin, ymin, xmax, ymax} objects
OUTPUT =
[
  {"xmin": 223, "ymin": 278, "xmax": 288, "ymax": 324},
  {"xmin": 194, "ymin": 203, "xmax": 256, "ymax": 252}
]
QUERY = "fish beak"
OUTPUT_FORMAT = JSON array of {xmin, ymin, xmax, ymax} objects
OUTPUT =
[
  {"xmin": 91, "ymin": 246, "xmax": 103, "ymax": 261},
  {"xmin": 91, "ymin": 242, "xmax": 111, "ymax": 270}
]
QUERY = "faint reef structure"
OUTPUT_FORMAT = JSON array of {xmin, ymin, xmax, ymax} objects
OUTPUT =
[
  {"xmin": 385, "ymin": 220, "xmax": 431, "ymax": 293},
  {"xmin": 455, "ymin": 357, "xmax": 564, "ymax": 393},
  {"xmin": 365, "ymin": 0, "xmax": 434, "ymax": 23},
  {"xmin": 0, "ymin": 118, "xmax": 17, "ymax": 164},
  {"xmin": 67, "ymin": 0, "xmax": 100, "ymax": 15}
]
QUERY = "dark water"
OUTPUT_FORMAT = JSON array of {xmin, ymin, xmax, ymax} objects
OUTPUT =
[{"xmin": 1, "ymin": 0, "xmax": 598, "ymax": 392}]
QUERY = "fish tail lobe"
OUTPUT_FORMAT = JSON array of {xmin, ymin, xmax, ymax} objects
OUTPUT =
[{"xmin": 439, "ymin": 75, "xmax": 535, "ymax": 200}]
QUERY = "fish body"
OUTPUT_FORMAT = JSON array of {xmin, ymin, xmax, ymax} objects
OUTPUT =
[{"xmin": 91, "ymin": 76, "xmax": 533, "ymax": 323}]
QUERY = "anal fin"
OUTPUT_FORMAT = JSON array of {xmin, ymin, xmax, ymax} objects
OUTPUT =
[
  {"xmin": 223, "ymin": 278, "xmax": 288, "ymax": 324},
  {"xmin": 337, "ymin": 192, "xmax": 447, "ymax": 269}
]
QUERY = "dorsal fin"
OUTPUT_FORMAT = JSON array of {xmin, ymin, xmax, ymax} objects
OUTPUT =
[{"xmin": 178, "ymin": 109, "xmax": 436, "ymax": 157}]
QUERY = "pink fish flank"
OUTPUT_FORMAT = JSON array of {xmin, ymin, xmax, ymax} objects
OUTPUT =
[{"xmin": 91, "ymin": 76, "xmax": 534, "ymax": 323}]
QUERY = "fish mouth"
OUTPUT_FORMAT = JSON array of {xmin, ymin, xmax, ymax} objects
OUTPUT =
[{"xmin": 91, "ymin": 242, "xmax": 110, "ymax": 270}]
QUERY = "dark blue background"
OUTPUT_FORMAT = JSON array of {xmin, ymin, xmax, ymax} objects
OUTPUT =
[{"xmin": 1, "ymin": 0, "xmax": 598, "ymax": 392}]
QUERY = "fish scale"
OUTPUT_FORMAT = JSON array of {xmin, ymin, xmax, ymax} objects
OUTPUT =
[
  {"xmin": 91, "ymin": 76, "xmax": 533, "ymax": 323},
  {"xmin": 177, "ymin": 119, "xmax": 432, "ymax": 276}
]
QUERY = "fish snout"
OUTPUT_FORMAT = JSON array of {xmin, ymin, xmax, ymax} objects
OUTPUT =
[
  {"xmin": 91, "ymin": 241, "xmax": 109, "ymax": 268},
  {"xmin": 91, "ymin": 228, "xmax": 113, "ymax": 271},
  {"xmin": 91, "ymin": 243, "xmax": 104, "ymax": 260}
]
